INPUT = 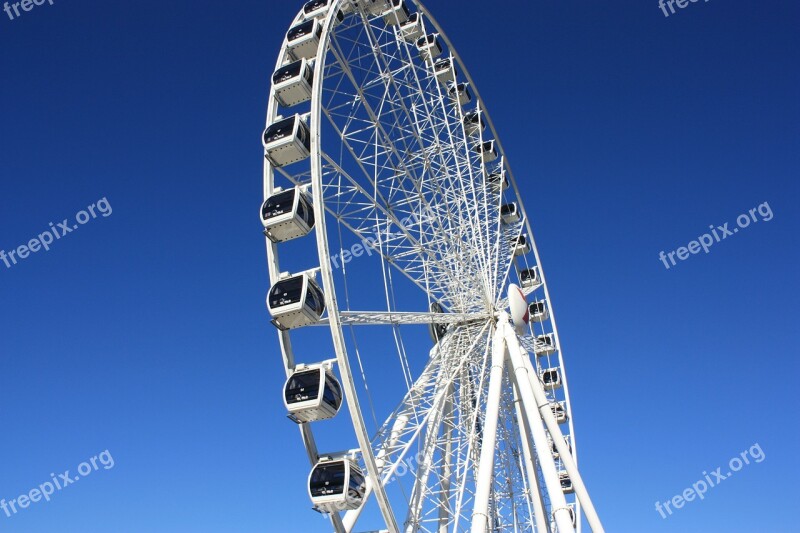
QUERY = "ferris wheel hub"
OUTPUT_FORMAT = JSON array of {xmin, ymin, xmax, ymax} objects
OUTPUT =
[{"xmin": 507, "ymin": 283, "xmax": 529, "ymax": 333}]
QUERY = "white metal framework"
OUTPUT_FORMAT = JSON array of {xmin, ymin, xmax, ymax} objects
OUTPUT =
[{"xmin": 262, "ymin": 1, "xmax": 603, "ymax": 531}]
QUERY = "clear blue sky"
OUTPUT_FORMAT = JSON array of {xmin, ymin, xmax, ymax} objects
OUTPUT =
[{"xmin": 0, "ymin": 0, "xmax": 798, "ymax": 532}]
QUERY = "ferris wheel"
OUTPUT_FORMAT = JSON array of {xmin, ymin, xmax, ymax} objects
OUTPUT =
[{"xmin": 261, "ymin": 1, "xmax": 604, "ymax": 532}]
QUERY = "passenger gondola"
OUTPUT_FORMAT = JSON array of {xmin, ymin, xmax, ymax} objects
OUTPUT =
[
  {"xmin": 308, "ymin": 458, "xmax": 366, "ymax": 512},
  {"xmin": 263, "ymin": 114, "xmax": 311, "ymax": 168},
  {"xmin": 400, "ymin": 12, "xmax": 423, "ymax": 42},
  {"xmin": 272, "ymin": 58, "xmax": 314, "ymax": 108},
  {"xmin": 540, "ymin": 367, "xmax": 562, "ymax": 390},
  {"xmin": 434, "ymin": 57, "xmax": 456, "ymax": 85},
  {"xmin": 485, "ymin": 171, "xmax": 509, "ymax": 191},
  {"xmin": 550, "ymin": 504, "xmax": 577, "ymax": 529},
  {"xmin": 534, "ymin": 333, "xmax": 557, "ymax": 356},
  {"xmin": 559, "ymin": 470, "xmax": 575, "ymax": 494},
  {"xmin": 500, "ymin": 202, "xmax": 520, "ymax": 224},
  {"xmin": 511, "ymin": 234, "xmax": 530, "ymax": 256},
  {"xmin": 528, "ymin": 300, "xmax": 549, "ymax": 322},
  {"xmin": 448, "ymin": 82, "xmax": 472, "ymax": 106},
  {"xmin": 303, "ymin": 0, "xmax": 329, "ymax": 19},
  {"xmin": 473, "ymin": 140, "xmax": 497, "ymax": 163},
  {"xmin": 416, "ymin": 33, "xmax": 443, "ymax": 61},
  {"xmin": 302, "ymin": 0, "xmax": 343, "ymax": 21},
  {"xmin": 550, "ymin": 434, "xmax": 572, "ymax": 459},
  {"xmin": 267, "ymin": 272, "xmax": 326, "ymax": 330},
  {"xmin": 261, "ymin": 186, "xmax": 315, "ymax": 243},
  {"xmin": 284, "ymin": 365, "xmax": 343, "ymax": 423},
  {"xmin": 463, "ymin": 109, "xmax": 485, "ymax": 136},
  {"xmin": 518, "ymin": 266, "xmax": 541, "ymax": 288},
  {"xmin": 382, "ymin": 0, "xmax": 410, "ymax": 25},
  {"xmin": 359, "ymin": 0, "xmax": 390, "ymax": 16},
  {"xmin": 286, "ymin": 18, "xmax": 323, "ymax": 60},
  {"xmin": 550, "ymin": 401, "xmax": 568, "ymax": 424}
]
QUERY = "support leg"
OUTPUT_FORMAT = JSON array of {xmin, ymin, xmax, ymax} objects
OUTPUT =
[
  {"xmin": 501, "ymin": 315, "xmax": 574, "ymax": 533},
  {"xmin": 470, "ymin": 322, "xmax": 508, "ymax": 533},
  {"xmin": 517, "ymin": 350, "xmax": 604, "ymax": 532},
  {"xmin": 508, "ymin": 358, "xmax": 551, "ymax": 533}
]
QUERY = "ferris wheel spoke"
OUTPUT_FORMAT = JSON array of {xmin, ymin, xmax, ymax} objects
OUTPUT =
[
  {"xmin": 321, "ymin": 19, "xmax": 500, "ymax": 311},
  {"xmin": 316, "ymin": 135, "xmax": 488, "ymax": 309},
  {"xmin": 317, "ymin": 83, "xmax": 480, "ymax": 308},
  {"xmin": 276, "ymin": 141, "xmax": 464, "ymax": 307},
  {"xmin": 324, "ymin": 30, "xmax": 430, "ymax": 199},
  {"xmin": 355, "ymin": 16, "xmax": 493, "ymax": 283},
  {"xmin": 403, "ymin": 380, "xmax": 451, "ymax": 532},
  {"xmin": 311, "ymin": 310, "xmax": 491, "ymax": 327},
  {"xmin": 368, "ymin": 325, "xmax": 495, "ymax": 532},
  {"xmin": 371, "ymin": 322, "xmax": 491, "ymax": 478}
]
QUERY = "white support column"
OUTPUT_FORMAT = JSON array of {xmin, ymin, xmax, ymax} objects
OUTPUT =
[
  {"xmin": 519, "ymin": 352, "xmax": 605, "ymax": 533},
  {"xmin": 470, "ymin": 321, "xmax": 508, "ymax": 533},
  {"xmin": 501, "ymin": 316, "xmax": 574, "ymax": 533},
  {"xmin": 508, "ymin": 358, "xmax": 550, "ymax": 533}
]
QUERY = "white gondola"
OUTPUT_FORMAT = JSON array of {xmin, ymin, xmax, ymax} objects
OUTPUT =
[
  {"xmin": 359, "ymin": 0, "xmax": 390, "ymax": 16},
  {"xmin": 272, "ymin": 58, "xmax": 314, "ymax": 108},
  {"xmin": 500, "ymin": 202, "xmax": 520, "ymax": 224},
  {"xmin": 302, "ymin": 0, "xmax": 344, "ymax": 21},
  {"xmin": 399, "ymin": 12, "xmax": 423, "ymax": 42},
  {"xmin": 463, "ymin": 109, "xmax": 485, "ymax": 136},
  {"xmin": 261, "ymin": 186, "xmax": 315, "ymax": 243},
  {"xmin": 559, "ymin": 470, "xmax": 575, "ymax": 494},
  {"xmin": 534, "ymin": 333, "xmax": 557, "ymax": 356},
  {"xmin": 550, "ymin": 401, "xmax": 568, "ymax": 424},
  {"xmin": 550, "ymin": 434, "xmax": 572, "ymax": 459},
  {"xmin": 449, "ymin": 82, "xmax": 472, "ymax": 106},
  {"xmin": 428, "ymin": 301, "xmax": 448, "ymax": 343},
  {"xmin": 284, "ymin": 365, "xmax": 343, "ymax": 423},
  {"xmin": 381, "ymin": 0, "xmax": 410, "ymax": 25},
  {"xmin": 263, "ymin": 114, "xmax": 311, "ymax": 168},
  {"xmin": 303, "ymin": 0, "xmax": 328, "ymax": 19},
  {"xmin": 485, "ymin": 171, "xmax": 509, "ymax": 191},
  {"xmin": 511, "ymin": 234, "xmax": 530, "ymax": 256},
  {"xmin": 550, "ymin": 503, "xmax": 577, "ymax": 530},
  {"xmin": 540, "ymin": 367, "xmax": 562, "ymax": 390},
  {"xmin": 528, "ymin": 300, "xmax": 549, "ymax": 322},
  {"xmin": 303, "ymin": 0, "xmax": 329, "ymax": 19},
  {"xmin": 286, "ymin": 18, "xmax": 322, "ymax": 60},
  {"xmin": 416, "ymin": 33, "xmax": 443, "ymax": 61},
  {"xmin": 308, "ymin": 458, "xmax": 366, "ymax": 512},
  {"xmin": 267, "ymin": 272, "xmax": 326, "ymax": 330},
  {"xmin": 473, "ymin": 140, "xmax": 497, "ymax": 163},
  {"xmin": 519, "ymin": 266, "xmax": 541, "ymax": 288},
  {"xmin": 433, "ymin": 57, "xmax": 456, "ymax": 85}
]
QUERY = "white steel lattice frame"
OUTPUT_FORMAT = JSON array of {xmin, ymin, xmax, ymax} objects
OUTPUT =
[{"xmin": 262, "ymin": 1, "xmax": 603, "ymax": 532}]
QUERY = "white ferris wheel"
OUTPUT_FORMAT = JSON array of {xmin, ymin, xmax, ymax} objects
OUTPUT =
[{"xmin": 261, "ymin": 1, "xmax": 604, "ymax": 532}]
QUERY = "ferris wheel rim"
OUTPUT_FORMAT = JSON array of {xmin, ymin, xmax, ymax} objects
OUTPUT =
[{"xmin": 263, "ymin": 1, "xmax": 588, "ymax": 531}]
